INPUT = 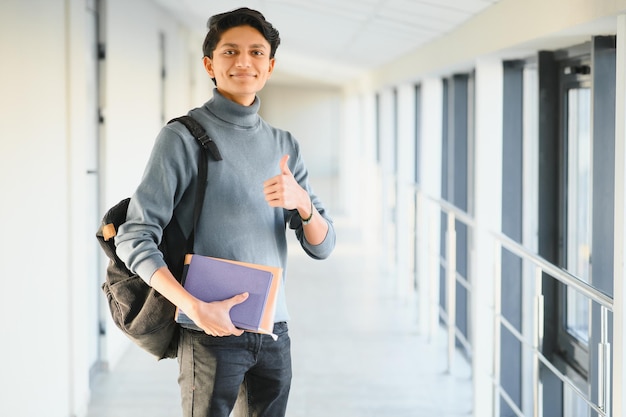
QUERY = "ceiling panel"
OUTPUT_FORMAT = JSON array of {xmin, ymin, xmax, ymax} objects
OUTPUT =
[
  {"xmin": 150, "ymin": 0, "xmax": 501, "ymax": 85},
  {"xmin": 384, "ymin": 0, "xmax": 474, "ymax": 24}
]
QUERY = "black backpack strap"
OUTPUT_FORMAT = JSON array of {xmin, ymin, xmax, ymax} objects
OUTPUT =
[
  {"xmin": 167, "ymin": 115, "xmax": 222, "ymax": 254},
  {"xmin": 169, "ymin": 116, "xmax": 223, "ymax": 162}
]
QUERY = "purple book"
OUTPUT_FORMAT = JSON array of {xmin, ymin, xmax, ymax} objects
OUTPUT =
[{"xmin": 176, "ymin": 255, "xmax": 275, "ymax": 332}]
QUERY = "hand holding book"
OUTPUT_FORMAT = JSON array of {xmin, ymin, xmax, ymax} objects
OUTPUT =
[
  {"xmin": 183, "ymin": 291, "xmax": 250, "ymax": 337},
  {"xmin": 176, "ymin": 255, "xmax": 282, "ymax": 339}
]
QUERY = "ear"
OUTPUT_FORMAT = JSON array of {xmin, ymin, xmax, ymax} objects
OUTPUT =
[
  {"xmin": 202, "ymin": 56, "xmax": 215, "ymax": 78},
  {"xmin": 267, "ymin": 57, "xmax": 276, "ymax": 77}
]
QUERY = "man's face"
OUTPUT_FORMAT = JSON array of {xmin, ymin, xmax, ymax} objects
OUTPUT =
[{"xmin": 203, "ymin": 25, "xmax": 275, "ymax": 106}]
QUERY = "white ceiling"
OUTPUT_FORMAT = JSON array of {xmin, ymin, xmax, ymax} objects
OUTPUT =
[{"xmin": 151, "ymin": 0, "xmax": 501, "ymax": 85}]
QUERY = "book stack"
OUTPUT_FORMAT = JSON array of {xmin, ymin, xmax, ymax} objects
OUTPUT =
[{"xmin": 175, "ymin": 254, "xmax": 282, "ymax": 339}]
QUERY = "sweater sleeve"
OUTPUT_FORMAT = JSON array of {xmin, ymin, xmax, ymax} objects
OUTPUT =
[
  {"xmin": 114, "ymin": 124, "xmax": 196, "ymax": 284},
  {"xmin": 289, "ymin": 197, "xmax": 336, "ymax": 259},
  {"xmin": 287, "ymin": 150, "xmax": 336, "ymax": 260}
]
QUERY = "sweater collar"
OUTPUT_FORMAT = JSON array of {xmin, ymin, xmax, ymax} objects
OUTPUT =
[{"xmin": 205, "ymin": 89, "xmax": 260, "ymax": 128}]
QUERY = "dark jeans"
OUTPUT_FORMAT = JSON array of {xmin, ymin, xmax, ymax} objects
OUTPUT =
[{"xmin": 178, "ymin": 322, "xmax": 292, "ymax": 417}]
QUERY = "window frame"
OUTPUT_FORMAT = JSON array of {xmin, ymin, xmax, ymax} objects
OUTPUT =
[{"xmin": 555, "ymin": 54, "xmax": 593, "ymax": 377}]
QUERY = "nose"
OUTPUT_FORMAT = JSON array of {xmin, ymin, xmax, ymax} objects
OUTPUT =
[{"xmin": 235, "ymin": 52, "xmax": 251, "ymax": 67}]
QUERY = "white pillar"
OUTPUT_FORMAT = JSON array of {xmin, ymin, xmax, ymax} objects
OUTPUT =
[
  {"xmin": 416, "ymin": 78, "xmax": 443, "ymax": 339},
  {"xmin": 521, "ymin": 64, "xmax": 540, "ymax": 417},
  {"xmin": 67, "ymin": 0, "xmax": 94, "ymax": 415},
  {"xmin": 339, "ymin": 93, "xmax": 360, "ymax": 222},
  {"xmin": 378, "ymin": 88, "xmax": 398, "ymax": 274},
  {"xmin": 359, "ymin": 92, "xmax": 382, "ymax": 248},
  {"xmin": 396, "ymin": 83, "xmax": 417, "ymax": 298},
  {"xmin": 472, "ymin": 58, "xmax": 503, "ymax": 417},
  {"xmin": 612, "ymin": 13, "xmax": 626, "ymax": 417}
]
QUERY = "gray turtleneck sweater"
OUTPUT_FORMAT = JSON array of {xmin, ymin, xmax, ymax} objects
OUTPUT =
[{"xmin": 115, "ymin": 89, "xmax": 336, "ymax": 323}]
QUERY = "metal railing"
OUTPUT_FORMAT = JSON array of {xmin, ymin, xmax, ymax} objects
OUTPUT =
[{"xmin": 411, "ymin": 185, "xmax": 613, "ymax": 417}]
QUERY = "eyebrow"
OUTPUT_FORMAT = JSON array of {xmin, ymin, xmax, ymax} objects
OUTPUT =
[{"xmin": 220, "ymin": 42, "xmax": 268, "ymax": 50}]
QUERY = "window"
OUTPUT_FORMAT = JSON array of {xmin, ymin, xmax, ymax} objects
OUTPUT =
[
  {"xmin": 440, "ymin": 73, "xmax": 473, "ymax": 357},
  {"xmin": 564, "ymin": 86, "xmax": 591, "ymax": 345},
  {"xmin": 557, "ymin": 57, "xmax": 592, "ymax": 376},
  {"xmin": 534, "ymin": 36, "xmax": 615, "ymax": 417}
]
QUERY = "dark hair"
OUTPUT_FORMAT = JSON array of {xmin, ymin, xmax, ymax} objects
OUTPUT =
[{"xmin": 202, "ymin": 7, "xmax": 281, "ymax": 59}]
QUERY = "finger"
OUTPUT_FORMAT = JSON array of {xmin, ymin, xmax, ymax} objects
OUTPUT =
[
  {"xmin": 279, "ymin": 154, "xmax": 291, "ymax": 175},
  {"xmin": 263, "ymin": 177, "xmax": 276, "ymax": 188},
  {"xmin": 227, "ymin": 292, "xmax": 249, "ymax": 307},
  {"xmin": 263, "ymin": 176, "xmax": 282, "ymax": 193}
]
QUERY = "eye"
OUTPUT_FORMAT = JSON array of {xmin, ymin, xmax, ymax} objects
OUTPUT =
[
  {"xmin": 223, "ymin": 50, "xmax": 236, "ymax": 56},
  {"xmin": 251, "ymin": 50, "xmax": 265, "ymax": 56}
]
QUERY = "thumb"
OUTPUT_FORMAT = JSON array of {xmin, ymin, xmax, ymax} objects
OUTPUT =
[
  {"xmin": 279, "ymin": 154, "xmax": 291, "ymax": 175},
  {"xmin": 227, "ymin": 292, "xmax": 249, "ymax": 308}
]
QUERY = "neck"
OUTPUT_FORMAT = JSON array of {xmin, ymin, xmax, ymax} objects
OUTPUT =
[
  {"xmin": 218, "ymin": 89, "xmax": 256, "ymax": 106},
  {"xmin": 205, "ymin": 89, "xmax": 260, "ymax": 128}
]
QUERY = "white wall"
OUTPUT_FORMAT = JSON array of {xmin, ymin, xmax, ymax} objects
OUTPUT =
[
  {"xmin": 0, "ymin": 0, "xmax": 209, "ymax": 415},
  {"xmin": 0, "ymin": 1, "xmax": 84, "ymax": 416}
]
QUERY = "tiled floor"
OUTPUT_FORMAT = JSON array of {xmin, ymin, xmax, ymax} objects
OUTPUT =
[{"xmin": 86, "ymin": 219, "xmax": 473, "ymax": 417}]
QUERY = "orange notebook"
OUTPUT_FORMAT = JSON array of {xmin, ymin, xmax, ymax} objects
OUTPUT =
[{"xmin": 176, "ymin": 254, "xmax": 282, "ymax": 339}]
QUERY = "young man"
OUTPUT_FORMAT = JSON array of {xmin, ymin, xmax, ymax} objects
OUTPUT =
[{"xmin": 115, "ymin": 7, "xmax": 336, "ymax": 417}]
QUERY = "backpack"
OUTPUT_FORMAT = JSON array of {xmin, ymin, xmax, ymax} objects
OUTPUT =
[{"xmin": 95, "ymin": 115, "xmax": 222, "ymax": 360}]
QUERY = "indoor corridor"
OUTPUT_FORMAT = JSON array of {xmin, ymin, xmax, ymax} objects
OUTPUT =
[{"xmin": 85, "ymin": 216, "xmax": 473, "ymax": 417}]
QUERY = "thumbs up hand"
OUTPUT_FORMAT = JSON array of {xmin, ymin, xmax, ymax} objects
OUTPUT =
[
  {"xmin": 263, "ymin": 154, "xmax": 309, "ymax": 211},
  {"xmin": 279, "ymin": 154, "xmax": 292, "ymax": 176}
]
